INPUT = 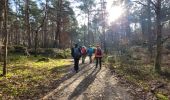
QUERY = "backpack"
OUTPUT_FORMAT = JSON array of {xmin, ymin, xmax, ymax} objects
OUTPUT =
[
  {"xmin": 81, "ymin": 47, "xmax": 86, "ymax": 55},
  {"xmin": 74, "ymin": 47, "xmax": 81, "ymax": 58},
  {"xmin": 96, "ymin": 48, "xmax": 102, "ymax": 56},
  {"xmin": 88, "ymin": 48, "xmax": 93, "ymax": 55}
]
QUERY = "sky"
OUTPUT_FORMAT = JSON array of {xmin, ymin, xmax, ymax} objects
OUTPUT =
[
  {"xmin": 10, "ymin": 0, "xmax": 124, "ymax": 26},
  {"xmin": 70, "ymin": 0, "xmax": 124, "ymax": 26}
]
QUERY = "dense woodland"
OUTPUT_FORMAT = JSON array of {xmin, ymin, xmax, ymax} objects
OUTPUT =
[{"xmin": 0, "ymin": 0, "xmax": 170, "ymax": 99}]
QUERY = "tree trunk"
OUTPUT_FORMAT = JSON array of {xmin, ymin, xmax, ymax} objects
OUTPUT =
[
  {"xmin": 87, "ymin": 10, "xmax": 90, "ymax": 45},
  {"xmin": 0, "ymin": 1, "xmax": 3, "ymax": 41},
  {"xmin": 43, "ymin": 0, "xmax": 48, "ymax": 48},
  {"xmin": 25, "ymin": 0, "xmax": 31, "ymax": 48},
  {"xmin": 147, "ymin": 0, "xmax": 153, "ymax": 59},
  {"xmin": 3, "ymin": 0, "xmax": 8, "ymax": 76},
  {"xmin": 125, "ymin": 0, "xmax": 131, "ymax": 40},
  {"xmin": 92, "ymin": 31, "xmax": 94, "ymax": 44},
  {"xmin": 155, "ymin": 0, "xmax": 162, "ymax": 73},
  {"xmin": 55, "ymin": 0, "xmax": 62, "ymax": 48},
  {"xmin": 34, "ymin": 30, "xmax": 38, "ymax": 57},
  {"xmin": 34, "ymin": 0, "xmax": 47, "ymax": 56},
  {"xmin": 14, "ymin": 0, "xmax": 22, "ymax": 45},
  {"xmin": 43, "ymin": 20, "xmax": 47, "ymax": 48},
  {"xmin": 84, "ymin": 23, "xmax": 86, "ymax": 46},
  {"xmin": 54, "ymin": 23, "xmax": 58, "ymax": 47},
  {"xmin": 101, "ymin": 0, "xmax": 107, "ymax": 53}
]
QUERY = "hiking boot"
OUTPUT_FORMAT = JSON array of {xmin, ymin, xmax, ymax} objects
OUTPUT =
[{"xmin": 76, "ymin": 70, "xmax": 78, "ymax": 73}]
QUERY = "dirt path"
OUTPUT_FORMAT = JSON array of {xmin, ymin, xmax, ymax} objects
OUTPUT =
[{"xmin": 41, "ymin": 62, "xmax": 133, "ymax": 100}]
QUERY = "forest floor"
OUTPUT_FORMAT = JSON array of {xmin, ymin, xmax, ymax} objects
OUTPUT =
[
  {"xmin": 108, "ymin": 46, "xmax": 170, "ymax": 100},
  {"xmin": 42, "ymin": 61, "xmax": 133, "ymax": 100},
  {"xmin": 0, "ymin": 54, "xmax": 72, "ymax": 99},
  {"xmin": 0, "ymin": 53, "xmax": 170, "ymax": 100},
  {"xmin": 0, "ymin": 56, "xmax": 134, "ymax": 100}
]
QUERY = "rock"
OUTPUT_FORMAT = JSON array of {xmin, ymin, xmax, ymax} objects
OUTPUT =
[
  {"xmin": 136, "ymin": 88, "xmax": 143, "ymax": 92},
  {"xmin": 146, "ymin": 92, "xmax": 153, "ymax": 97}
]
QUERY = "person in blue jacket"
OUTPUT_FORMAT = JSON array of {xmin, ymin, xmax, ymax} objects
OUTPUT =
[{"xmin": 87, "ymin": 45, "xmax": 94, "ymax": 63}]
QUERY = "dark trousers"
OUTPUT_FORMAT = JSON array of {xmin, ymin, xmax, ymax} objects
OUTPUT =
[
  {"xmin": 82, "ymin": 55, "xmax": 86, "ymax": 64},
  {"xmin": 96, "ymin": 57, "xmax": 102, "ymax": 68},
  {"xmin": 89, "ymin": 55, "xmax": 92, "ymax": 63},
  {"xmin": 74, "ymin": 58, "xmax": 79, "ymax": 72}
]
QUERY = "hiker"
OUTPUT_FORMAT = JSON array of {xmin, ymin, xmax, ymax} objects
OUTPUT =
[
  {"xmin": 87, "ymin": 45, "xmax": 94, "ymax": 63},
  {"xmin": 71, "ymin": 44, "xmax": 81, "ymax": 73},
  {"xmin": 81, "ymin": 46, "xmax": 87, "ymax": 64},
  {"xmin": 95, "ymin": 45, "xmax": 103, "ymax": 68}
]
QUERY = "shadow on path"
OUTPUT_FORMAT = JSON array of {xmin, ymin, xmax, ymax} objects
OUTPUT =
[
  {"xmin": 68, "ymin": 67, "xmax": 101, "ymax": 100},
  {"xmin": 53, "ymin": 65, "xmax": 94, "ymax": 95},
  {"xmin": 42, "ymin": 64, "xmax": 92, "ymax": 99},
  {"xmin": 49, "ymin": 63, "xmax": 89, "ymax": 88}
]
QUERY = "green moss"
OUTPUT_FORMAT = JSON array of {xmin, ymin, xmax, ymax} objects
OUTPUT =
[
  {"xmin": 0, "ymin": 69, "xmax": 2, "ymax": 75},
  {"xmin": 156, "ymin": 93, "xmax": 169, "ymax": 100},
  {"xmin": 0, "ymin": 54, "xmax": 72, "ymax": 98},
  {"xmin": 125, "ymin": 75, "xmax": 137, "ymax": 83}
]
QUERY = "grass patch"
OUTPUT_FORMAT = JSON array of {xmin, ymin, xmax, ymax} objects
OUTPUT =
[{"xmin": 0, "ymin": 54, "xmax": 71, "ymax": 99}]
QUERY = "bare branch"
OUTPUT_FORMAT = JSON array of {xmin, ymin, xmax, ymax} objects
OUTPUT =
[
  {"xmin": 133, "ymin": 1, "xmax": 148, "ymax": 6},
  {"xmin": 149, "ymin": 0, "xmax": 157, "ymax": 8},
  {"xmin": 133, "ymin": 0, "xmax": 156, "ymax": 11}
]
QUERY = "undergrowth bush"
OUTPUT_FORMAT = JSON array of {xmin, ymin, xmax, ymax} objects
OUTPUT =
[
  {"xmin": 25, "ymin": 48, "xmax": 71, "ymax": 59},
  {"xmin": 7, "ymin": 45, "xmax": 29, "ymax": 56}
]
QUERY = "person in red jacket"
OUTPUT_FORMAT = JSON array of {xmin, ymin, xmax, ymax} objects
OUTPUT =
[
  {"xmin": 81, "ymin": 46, "xmax": 87, "ymax": 64},
  {"xmin": 95, "ymin": 45, "xmax": 103, "ymax": 68}
]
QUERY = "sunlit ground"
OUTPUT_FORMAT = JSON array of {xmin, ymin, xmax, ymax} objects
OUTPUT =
[{"xmin": 0, "ymin": 55, "xmax": 71, "ymax": 98}]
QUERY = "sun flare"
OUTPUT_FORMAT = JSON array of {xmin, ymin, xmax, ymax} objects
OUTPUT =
[{"xmin": 107, "ymin": 6, "xmax": 124, "ymax": 23}]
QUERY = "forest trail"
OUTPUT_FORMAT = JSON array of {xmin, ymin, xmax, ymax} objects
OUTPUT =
[{"xmin": 41, "ymin": 60, "xmax": 133, "ymax": 100}]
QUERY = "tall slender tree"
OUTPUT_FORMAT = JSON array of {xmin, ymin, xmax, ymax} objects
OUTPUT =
[
  {"xmin": 0, "ymin": 1, "xmax": 3, "ymax": 41},
  {"xmin": 34, "ymin": 0, "xmax": 48, "ymax": 57},
  {"xmin": 78, "ymin": 0, "xmax": 95, "ymax": 45},
  {"xmin": 3, "ymin": 0, "xmax": 8, "ymax": 76},
  {"xmin": 133, "ymin": 0, "xmax": 164, "ymax": 72},
  {"xmin": 155, "ymin": 0, "xmax": 162, "ymax": 73},
  {"xmin": 100, "ymin": 0, "xmax": 107, "ymax": 53},
  {"xmin": 146, "ymin": 0, "xmax": 153, "ymax": 59},
  {"xmin": 25, "ymin": 0, "xmax": 31, "ymax": 48}
]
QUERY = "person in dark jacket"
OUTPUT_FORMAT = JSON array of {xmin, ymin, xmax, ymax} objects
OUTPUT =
[{"xmin": 71, "ymin": 44, "xmax": 81, "ymax": 73}]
